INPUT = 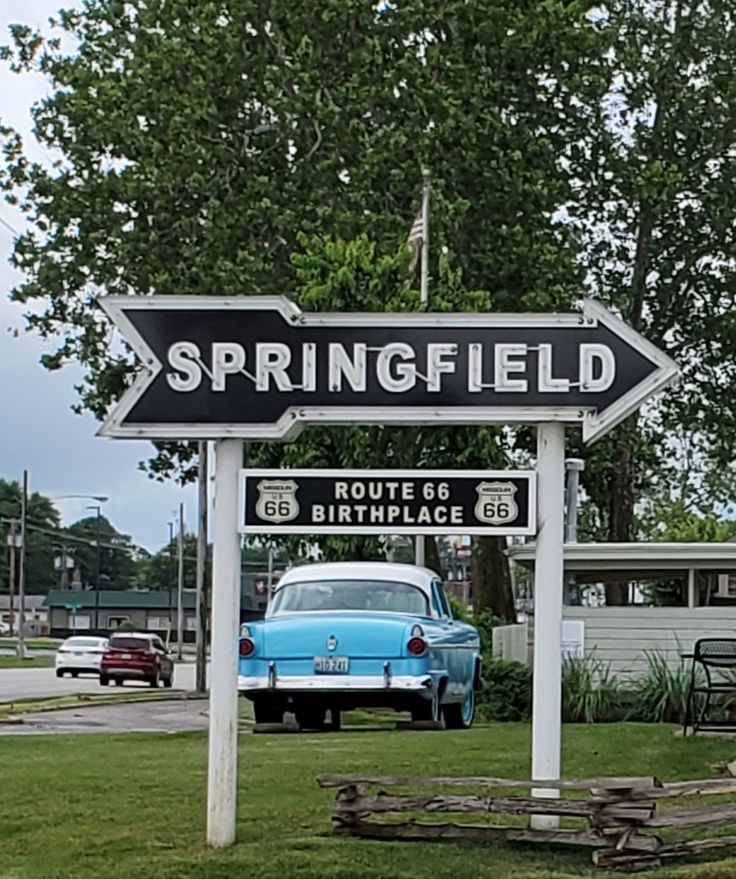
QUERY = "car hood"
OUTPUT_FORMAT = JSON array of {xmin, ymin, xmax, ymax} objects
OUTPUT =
[{"xmin": 258, "ymin": 612, "xmax": 423, "ymax": 658}]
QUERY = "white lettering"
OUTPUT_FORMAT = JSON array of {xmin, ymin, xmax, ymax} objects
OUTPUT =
[
  {"xmin": 312, "ymin": 505, "xmax": 325, "ymax": 523},
  {"xmin": 328, "ymin": 343, "xmax": 367, "ymax": 392},
  {"xmin": 402, "ymin": 483, "xmax": 414, "ymax": 501},
  {"xmin": 426, "ymin": 343, "xmax": 457, "ymax": 392},
  {"xmin": 166, "ymin": 342, "xmax": 202, "ymax": 392},
  {"xmin": 212, "ymin": 342, "xmax": 246, "ymax": 392},
  {"xmin": 494, "ymin": 343, "xmax": 528, "ymax": 392},
  {"xmin": 387, "ymin": 505, "xmax": 401, "ymax": 522},
  {"xmin": 255, "ymin": 343, "xmax": 293, "ymax": 392},
  {"xmin": 468, "ymin": 343, "xmax": 483, "ymax": 393},
  {"xmin": 451, "ymin": 506, "xmax": 463, "ymax": 524},
  {"xmin": 338, "ymin": 505, "xmax": 351, "ymax": 523},
  {"xmin": 537, "ymin": 343, "xmax": 570, "ymax": 392},
  {"xmin": 351, "ymin": 482, "xmax": 365, "ymax": 500},
  {"xmin": 580, "ymin": 344, "xmax": 616, "ymax": 392},
  {"xmin": 354, "ymin": 505, "xmax": 367, "ymax": 522},
  {"xmin": 434, "ymin": 506, "xmax": 448, "ymax": 524},
  {"xmin": 301, "ymin": 343, "xmax": 317, "ymax": 391},
  {"xmin": 370, "ymin": 506, "xmax": 384, "ymax": 523},
  {"xmin": 376, "ymin": 343, "xmax": 417, "ymax": 393},
  {"xmin": 417, "ymin": 506, "xmax": 432, "ymax": 524},
  {"xmin": 334, "ymin": 482, "xmax": 349, "ymax": 500}
]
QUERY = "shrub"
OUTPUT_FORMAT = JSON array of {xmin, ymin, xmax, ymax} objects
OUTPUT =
[
  {"xmin": 562, "ymin": 653, "xmax": 626, "ymax": 723},
  {"xmin": 628, "ymin": 651, "xmax": 699, "ymax": 724},
  {"xmin": 477, "ymin": 659, "xmax": 532, "ymax": 722}
]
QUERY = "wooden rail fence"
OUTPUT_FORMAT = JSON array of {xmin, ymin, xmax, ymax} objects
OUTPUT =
[{"xmin": 317, "ymin": 774, "xmax": 736, "ymax": 871}]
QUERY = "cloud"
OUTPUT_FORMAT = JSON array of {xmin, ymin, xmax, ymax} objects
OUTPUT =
[{"xmin": 0, "ymin": 0, "xmax": 196, "ymax": 552}]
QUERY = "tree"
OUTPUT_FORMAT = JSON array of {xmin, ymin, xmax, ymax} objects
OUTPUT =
[
  {"xmin": 1, "ymin": 1, "xmax": 610, "ymax": 617},
  {"xmin": 0, "ymin": 478, "xmax": 61, "ymax": 594},
  {"xmin": 133, "ymin": 533, "xmax": 198, "ymax": 592},
  {"xmin": 64, "ymin": 515, "xmax": 137, "ymax": 590},
  {"xmin": 567, "ymin": 1, "xmax": 736, "ymax": 599}
]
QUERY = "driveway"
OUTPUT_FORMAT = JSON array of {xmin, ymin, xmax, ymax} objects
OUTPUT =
[
  {"xmin": 0, "ymin": 663, "xmax": 198, "ymax": 701},
  {"xmin": 0, "ymin": 697, "xmax": 212, "ymax": 735}
]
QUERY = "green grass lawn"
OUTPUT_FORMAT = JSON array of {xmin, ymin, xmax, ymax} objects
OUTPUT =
[
  {"xmin": 0, "ymin": 637, "xmax": 60, "ymax": 650},
  {"xmin": 2, "ymin": 722, "xmax": 736, "ymax": 879},
  {"xmin": 0, "ymin": 654, "xmax": 54, "ymax": 669}
]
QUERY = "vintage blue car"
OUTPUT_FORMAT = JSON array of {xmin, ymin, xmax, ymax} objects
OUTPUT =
[{"xmin": 238, "ymin": 561, "xmax": 481, "ymax": 730}]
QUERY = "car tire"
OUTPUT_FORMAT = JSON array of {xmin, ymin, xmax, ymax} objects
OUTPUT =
[
  {"xmin": 56, "ymin": 670, "xmax": 64, "ymax": 678},
  {"xmin": 114, "ymin": 678, "xmax": 123, "ymax": 687},
  {"xmin": 163, "ymin": 676, "xmax": 173, "ymax": 689},
  {"xmin": 444, "ymin": 688, "xmax": 475, "ymax": 730},
  {"xmin": 327, "ymin": 709, "xmax": 341, "ymax": 732},
  {"xmin": 254, "ymin": 700, "xmax": 284, "ymax": 725},
  {"xmin": 100, "ymin": 675, "xmax": 109, "ymax": 686},
  {"xmin": 149, "ymin": 672, "xmax": 160, "ymax": 688},
  {"xmin": 71, "ymin": 671, "xmax": 79, "ymax": 678}
]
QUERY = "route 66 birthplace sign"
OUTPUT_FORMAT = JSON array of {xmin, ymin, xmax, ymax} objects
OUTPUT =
[{"xmin": 240, "ymin": 469, "xmax": 536, "ymax": 536}]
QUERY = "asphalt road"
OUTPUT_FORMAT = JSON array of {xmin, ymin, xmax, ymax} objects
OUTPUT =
[
  {"xmin": 0, "ymin": 698, "xmax": 212, "ymax": 735},
  {"xmin": 0, "ymin": 663, "xmax": 198, "ymax": 701}
]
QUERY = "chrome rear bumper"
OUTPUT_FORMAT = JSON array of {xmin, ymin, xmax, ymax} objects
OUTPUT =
[{"xmin": 238, "ymin": 673, "xmax": 433, "ymax": 693}]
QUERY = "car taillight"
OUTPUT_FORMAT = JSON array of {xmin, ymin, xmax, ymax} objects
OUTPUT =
[
  {"xmin": 407, "ymin": 637, "xmax": 427, "ymax": 656},
  {"xmin": 239, "ymin": 638, "xmax": 255, "ymax": 657}
]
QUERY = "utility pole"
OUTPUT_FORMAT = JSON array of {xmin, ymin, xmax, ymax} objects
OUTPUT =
[
  {"xmin": 17, "ymin": 471, "xmax": 28, "ymax": 660},
  {"xmin": 195, "ymin": 441, "xmax": 209, "ymax": 694},
  {"xmin": 7, "ymin": 519, "xmax": 19, "ymax": 638},
  {"xmin": 177, "ymin": 502, "xmax": 185, "ymax": 661}
]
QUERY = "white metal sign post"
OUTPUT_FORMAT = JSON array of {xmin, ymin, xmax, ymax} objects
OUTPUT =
[
  {"xmin": 530, "ymin": 423, "xmax": 566, "ymax": 828},
  {"xmin": 98, "ymin": 294, "xmax": 680, "ymax": 848},
  {"xmin": 207, "ymin": 439, "xmax": 242, "ymax": 847}
]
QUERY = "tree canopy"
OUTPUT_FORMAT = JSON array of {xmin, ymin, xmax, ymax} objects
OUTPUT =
[{"xmin": 3, "ymin": 1, "xmax": 736, "ymax": 611}]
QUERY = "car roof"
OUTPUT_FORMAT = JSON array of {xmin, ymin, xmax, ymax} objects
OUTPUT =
[
  {"xmin": 64, "ymin": 635, "xmax": 107, "ymax": 642},
  {"xmin": 109, "ymin": 632, "xmax": 157, "ymax": 639},
  {"xmin": 277, "ymin": 562, "xmax": 438, "ymax": 593}
]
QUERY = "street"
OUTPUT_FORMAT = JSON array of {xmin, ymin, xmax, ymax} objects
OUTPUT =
[{"xmin": 0, "ymin": 662, "xmax": 198, "ymax": 701}]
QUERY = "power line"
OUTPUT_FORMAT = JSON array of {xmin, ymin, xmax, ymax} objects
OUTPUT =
[{"xmin": 0, "ymin": 214, "xmax": 20, "ymax": 236}]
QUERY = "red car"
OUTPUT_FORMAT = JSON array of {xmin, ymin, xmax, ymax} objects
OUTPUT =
[{"xmin": 100, "ymin": 632, "xmax": 174, "ymax": 688}]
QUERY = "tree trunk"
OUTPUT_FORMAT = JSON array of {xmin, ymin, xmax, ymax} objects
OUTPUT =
[
  {"xmin": 425, "ymin": 536, "xmax": 444, "ymax": 578},
  {"xmin": 472, "ymin": 536, "xmax": 515, "ymax": 623},
  {"xmin": 605, "ymin": 428, "xmax": 636, "ymax": 606}
]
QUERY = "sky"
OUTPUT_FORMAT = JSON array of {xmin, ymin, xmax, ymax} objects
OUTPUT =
[{"xmin": 0, "ymin": 0, "xmax": 196, "ymax": 552}]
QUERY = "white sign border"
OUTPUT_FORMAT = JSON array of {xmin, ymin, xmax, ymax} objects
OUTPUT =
[
  {"xmin": 238, "ymin": 467, "xmax": 537, "ymax": 537},
  {"xmin": 97, "ymin": 296, "xmax": 680, "ymax": 445}
]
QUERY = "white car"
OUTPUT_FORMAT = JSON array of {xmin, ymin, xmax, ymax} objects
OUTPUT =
[
  {"xmin": 55, "ymin": 636, "xmax": 110, "ymax": 678},
  {"xmin": 0, "ymin": 621, "xmax": 10, "ymax": 636}
]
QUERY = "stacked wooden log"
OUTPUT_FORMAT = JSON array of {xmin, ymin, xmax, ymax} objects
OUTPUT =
[{"xmin": 317, "ymin": 774, "xmax": 736, "ymax": 872}]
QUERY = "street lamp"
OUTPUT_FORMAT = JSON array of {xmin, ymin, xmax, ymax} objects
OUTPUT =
[{"xmin": 85, "ymin": 500, "xmax": 109, "ymax": 632}]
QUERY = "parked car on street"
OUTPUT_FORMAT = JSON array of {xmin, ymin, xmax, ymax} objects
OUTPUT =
[
  {"xmin": 55, "ymin": 636, "xmax": 109, "ymax": 678},
  {"xmin": 100, "ymin": 632, "xmax": 174, "ymax": 688},
  {"xmin": 238, "ymin": 562, "xmax": 481, "ymax": 730}
]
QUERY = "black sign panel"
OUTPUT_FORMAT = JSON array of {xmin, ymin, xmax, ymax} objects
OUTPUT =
[
  {"xmin": 100, "ymin": 296, "xmax": 679, "ymax": 443},
  {"xmin": 240, "ymin": 469, "xmax": 536, "ymax": 536}
]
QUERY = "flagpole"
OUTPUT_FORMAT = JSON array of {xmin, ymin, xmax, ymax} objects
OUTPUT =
[
  {"xmin": 416, "ymin": 168, "xmax": 430, "ymax": 567},
  {"xmin": 420, "ymin": 167, "xmax": 430, "ymax": 307}
]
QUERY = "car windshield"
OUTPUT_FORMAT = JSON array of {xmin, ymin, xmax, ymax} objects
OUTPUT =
[
  {"xmin": 269, "ymin": 580, "xmax": 429, "ymax": 616},
  {"xmin": 109, "ymin": 637, "xmax": 150, "ymax": 651},
  {"xmin": 64, "ymin": 638, "xmax": 102, "ymax": 649}
]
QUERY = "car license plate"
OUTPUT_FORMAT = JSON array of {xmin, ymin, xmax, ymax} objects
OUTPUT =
[
  {"xmin": 314, "ymin": 656, "xmax": 349, "ymax": 674},
  {"xmin": 122, "ymin": 653, "xmax": 132, "ymax": 659},
  {"xmin": 74, "ymin": 652, "xmax": 83, "ymax": 656}
]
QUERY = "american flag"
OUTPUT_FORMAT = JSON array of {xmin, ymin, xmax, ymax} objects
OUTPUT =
[{"xmin": 407, "ymin": 211, "xmax": 424, "ymax": 247}]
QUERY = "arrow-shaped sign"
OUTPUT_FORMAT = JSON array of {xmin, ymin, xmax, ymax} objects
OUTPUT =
[{"xmin": 98, "ymin": 296, "xmax": 679, "ymax": 443}]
